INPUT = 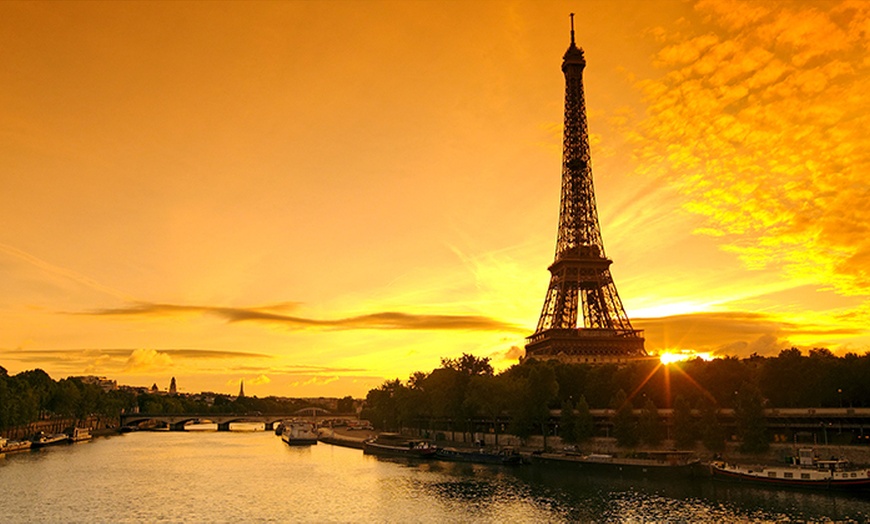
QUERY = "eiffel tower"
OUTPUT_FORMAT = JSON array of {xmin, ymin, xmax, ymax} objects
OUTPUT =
[{"xmin": 525, "ymin": 15, "xmax": 646, "ymax": 365}]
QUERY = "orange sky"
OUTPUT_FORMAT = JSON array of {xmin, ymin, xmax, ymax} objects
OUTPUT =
[{"xmin": 2, "ymin": 0, "xmax": 869, "ymax": 397}]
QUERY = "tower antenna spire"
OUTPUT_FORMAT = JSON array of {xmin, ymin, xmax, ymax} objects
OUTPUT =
[{"xmin": 570, "ymin": 13, "xmax": 575, "ymax": 45}]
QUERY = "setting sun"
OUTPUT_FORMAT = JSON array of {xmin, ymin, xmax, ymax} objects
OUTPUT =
[{"xmin": 658, "ymin": 350, "xmax": 715, "ymax": 366}]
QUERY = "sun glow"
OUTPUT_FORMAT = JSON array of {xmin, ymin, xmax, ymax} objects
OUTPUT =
[{"xmin": 658, "ymin": 350, "xmax": 715, "ymax": 365}]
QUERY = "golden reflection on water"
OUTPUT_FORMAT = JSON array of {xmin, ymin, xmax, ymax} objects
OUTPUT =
[{"xmin": 1, "ymin": 431, "xmax": 868, "ymax": 523}]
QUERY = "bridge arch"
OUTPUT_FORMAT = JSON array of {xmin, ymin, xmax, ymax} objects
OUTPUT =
[
  {"xmin": 294, "ymin": 407, "xmax": 331, "ymax": 417},
  {"xmin": 119, "ymin": 412, "xmax": 331, "ymax": 432}
]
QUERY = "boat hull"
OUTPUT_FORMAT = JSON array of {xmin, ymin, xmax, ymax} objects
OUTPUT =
[
  {"xmin": 532, "ymin": 452, "xmax": 699, "ymax": 479},
  {"xmin": 363, "ymin": 442, "xmax": 437, "ymax": 459},
  {"xmin": 319, "ymin": 436, "xmax": 366, "ymax": 450},
  {"xmin": 435, "ymin": 448, "xmax": 523, "ymax": 465},
  {"xmin": 283, "ymin": 438, "xmax": 318, "ymax": 446},
  {"xmin": 711, "ymin": 464, "xmax": 870, "ymax": 491}
]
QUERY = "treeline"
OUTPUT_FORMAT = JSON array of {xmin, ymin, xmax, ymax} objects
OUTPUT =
[
  {"xmin": 360, "ymin": 348, "xmax": 870, "ymax": 452},
  {"xmin": 0, "ymin": 365, "xmax": 353, "ymax": 432},
  {"xmin": 131, "ymin": 391, "xmax": 348, "ymax": 416},
  {"xmin": 0, "ymin": 367, "xmax": 130, "ymax": 431}
]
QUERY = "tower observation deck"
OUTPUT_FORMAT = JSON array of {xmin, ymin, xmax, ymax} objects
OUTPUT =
[{"xmin": 525, "ymin": 15, "xmax": 646, "ymax": 365}]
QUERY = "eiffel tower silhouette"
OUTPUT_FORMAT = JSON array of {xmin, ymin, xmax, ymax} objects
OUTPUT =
[{"xmin": 525, "ymin": 15, "xmax": 646, "ymax": 365}]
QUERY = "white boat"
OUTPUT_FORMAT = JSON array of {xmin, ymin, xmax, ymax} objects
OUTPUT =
[
  {"xmin": 281, "ymin": 422, "xmax": 318, "ymax": 446},
  {"xmin": 711, "ymin": 448, "xmax": 870, "ymax": 491}
]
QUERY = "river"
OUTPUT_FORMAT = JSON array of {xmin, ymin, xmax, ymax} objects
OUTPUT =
[{"xmin": 2, "ymin": 427, "xmax": 869, "ymax": 523}]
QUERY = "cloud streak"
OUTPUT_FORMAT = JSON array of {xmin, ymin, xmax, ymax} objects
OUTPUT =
[
  {"xmin": 1, "ymin": 347, "xmax": 276, "ymax": 377},
  {"xmin": 4, "ymin": 347, "xmax": 272, "ymax": 360},
  {"xmin": 82, "ymin": 301, "xmax": 523, "ymax": 333}
]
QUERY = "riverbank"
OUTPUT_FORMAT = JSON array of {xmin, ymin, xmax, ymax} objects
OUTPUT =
[
  {"xmin": 1, "ymin": 415, "xmax": 118, "ymax": 441},
  {"xmin": 384, "ymin": 429, "xmax": 870, "ymax": 467}
]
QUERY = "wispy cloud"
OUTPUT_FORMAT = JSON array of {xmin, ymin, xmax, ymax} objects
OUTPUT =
[
  {"xmin": 635, "ymin": 310, "xmax": 864, "ymax": 357},
  {"xmin": 626, "ymin": 0, "xmax": 870, "ymax": 300},
  {"xmin": 82, "ymin": 301, "xmax": 523, "ymax": 333},
  {"xmin": 236, "ymin": 364, "xmax": 368, "ymax": 375},
  {"xmin": 0, "ymin": 241, "xmax": 132, "ymax": 301},
  {"xmin": 249, "ymin": 374, "xmax": 271, "ymax": 385},
  {"xmin": 1, "ymin": 347, "xmax": 274, "ymax": 377},
  {"xmin": 292, "ymin": 375, "xmax": 340, "ymax": 388}
]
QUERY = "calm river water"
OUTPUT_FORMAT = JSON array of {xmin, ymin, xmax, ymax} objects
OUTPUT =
[{"xmin": 2, "ymin": 428, "xmax": 870, "ymax": 523}]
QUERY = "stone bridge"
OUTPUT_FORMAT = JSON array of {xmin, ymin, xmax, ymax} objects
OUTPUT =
[{"xmin": 120, "ymin": 407, "xmax": 355, "ymax": 431}]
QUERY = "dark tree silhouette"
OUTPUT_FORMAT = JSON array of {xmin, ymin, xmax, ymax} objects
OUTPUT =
[
  {"xmin": 672, "ymin": 395, "xmax": 696, "ymax": 449},
  {"xmin": 735, "ymin": 381, "xmax": 769, "ymax": 453},
  {"xmin": 638, "ymin": 398, "xmax": 663, "ymax": 446},
  {"xmin": 611, "ymin": 389, "xmax": 638, "ymax": 447}
]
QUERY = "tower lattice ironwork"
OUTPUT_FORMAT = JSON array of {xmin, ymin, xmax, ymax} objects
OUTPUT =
[{"xmin": 525, "ymin": 15, "xmax": 646, "ymax": 364}]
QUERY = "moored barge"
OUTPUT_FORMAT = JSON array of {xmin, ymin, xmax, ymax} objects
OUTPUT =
[
  {"xmin": 711, "ymin": 449, "xmax": 870, "ymax": 491},
  {"xmin": 363, "ymin": 433, "xmax": 437, "ymax": 458},
  {"xmin": 532, "ymin": 450, "xmax": 699, "ymax": 478},
  {"xmin": 30, "ymin": 432, "xmax": 69, "ymax": 448}
]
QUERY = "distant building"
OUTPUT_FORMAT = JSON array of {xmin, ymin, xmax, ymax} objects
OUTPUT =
[
  {"xmin": 150, "ymin": 383, "xmax": 159, "ymax": 393},
  {"xmin": 238, "ymin": 379, "xmax": 245, "ymax": 398},
  {"xmin": 169, "ymin": 377, "xmax": 177, "ymax": 395},
  {"xmin": 72, "ymin": 375, "xmax": 118, "ymax": 392}
]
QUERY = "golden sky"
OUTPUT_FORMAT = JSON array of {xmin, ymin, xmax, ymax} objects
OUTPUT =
[{"xmin": 2, "ymin": 0, "xmax": 869, "ymax": 397}]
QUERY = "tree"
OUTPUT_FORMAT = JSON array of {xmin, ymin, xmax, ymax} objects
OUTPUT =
[
  {"xmin": 508, "ymin": 364, "xmax": 558, "ymax": 446},
  {"xmin": 694, "ymin": 357, "xmax": 751, "ymax": 407},
  {"xmin": 638, "ymin": 398, "xmax": 663, "ymax": 446},
  {"xmin": 51, "ymin": 379, "xmax": 82, "ymax": 417},
  {"xmin": 465, "ymin": 374, "xmax": 509, "ymax": 446},
  {"xmin": 735, "ymin": 381, "xmax": 768, "ymax": 453},
  {"xmin": 528, "ymin": 364, "xmax": 559, "ymax": 450},
  {"xmin": 441, "ymin": 354, "xmax": 493, "ymax": 377},
  {"xmin": 610, "ymin": 390, "xmax": 638, "ymax": 447},
  {"xmin": 559, "ymin": 399, "xmax": 578, "ymax": 445},
  {"xmin": 698, "ymin": 399, "xmax": 725, "ymax": 453},
  {"xmin": 671, "ymin": 395, "xmax": 696, "ymax": 449},
  {"xmin": 425, "ymin": 368, "xmax": 466, "ymax": 441},
  {"xmin": 574, "ymin": 395, "xmax": 595, "ymax": 442},
  {"xmin": 553, "ymin": 363, "xmax": 587, "ymax": 405},
  {"xmin": 336, "ymin": 396, "xmax": 355, "ymax": 413},
  {"xmin": 424, "ymin": 355, "xmax": 495, "ymax": 442},
  {"xmin": 759, "ymin": 347, "xmax": 808, "ymax": 407},
  {"xmin": 507, "ymin": 376, "xmax": 535, "ymax": 441},
  {"xmin": 360, "ymin": 379, "xmax": 405, "ymax": 431},
  {"xmin": 17, "ymin": 369, "xmax": 54, "ymax": 411}
]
